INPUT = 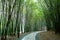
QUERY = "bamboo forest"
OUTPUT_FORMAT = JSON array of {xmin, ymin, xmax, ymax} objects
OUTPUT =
[{"xmin": 0, "ymin": 0, "xmax": 60, "ymax": 40}]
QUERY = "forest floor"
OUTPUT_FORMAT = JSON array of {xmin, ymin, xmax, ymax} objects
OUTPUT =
[
  {"xmin": 0, "ymin": 32, "xmax": 30, "ymax": 40},
  {"xmin": 0, "ymin": 36, "xmax": 17, "ymax": 40},
  {"xmin": 40, "ymin": 31, "xmax": 60, "ymax": 40},
  {"xmin": 0, "ymin": 31, "xmax": 60, "ymax": 40}
]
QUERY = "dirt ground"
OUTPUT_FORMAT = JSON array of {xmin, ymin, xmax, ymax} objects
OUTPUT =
[
  {"xmin": 0, "ymin": 32, "xmax": 30, "ymax": 40},
  {"xmin": 40, "ymin": 31, "xmax": 60, "ymax": 40}
]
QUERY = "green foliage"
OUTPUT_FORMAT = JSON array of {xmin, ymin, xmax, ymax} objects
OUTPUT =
[{"xmin": 0, "ymin": 0, "xmax": 47, "ymax": 37}]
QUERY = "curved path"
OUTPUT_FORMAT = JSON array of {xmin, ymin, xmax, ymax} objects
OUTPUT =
[{"xmin": 18, "ymin": 31, "xmax": 45, "ymax": 40}]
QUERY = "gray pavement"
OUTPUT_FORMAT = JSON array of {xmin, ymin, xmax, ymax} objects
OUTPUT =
[{"xmin": 18, "ymin": 31, "xmax": 45, "ymax": 40}]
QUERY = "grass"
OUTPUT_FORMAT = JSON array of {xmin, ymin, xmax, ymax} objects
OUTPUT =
[{"xmin": 40, "ymin": 31, "xmax": 60, "ymax": 40}]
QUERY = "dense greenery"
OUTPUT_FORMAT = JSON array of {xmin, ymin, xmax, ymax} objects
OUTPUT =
[{"xmin": 0, "ymin": 0, "xmax": 60, "ymax": 40}]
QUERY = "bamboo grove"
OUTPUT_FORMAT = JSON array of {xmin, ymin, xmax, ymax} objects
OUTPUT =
[{"xmin": 0, "ymin": 0, "xmax": 60, "ymax": 40}]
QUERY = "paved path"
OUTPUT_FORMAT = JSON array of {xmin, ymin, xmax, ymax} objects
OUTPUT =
[{"xmin": 18, "ymin": 31, "xmax": 45, "ymax": 40}]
